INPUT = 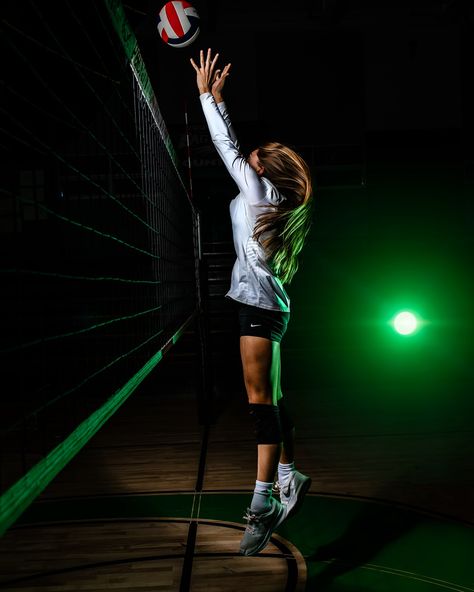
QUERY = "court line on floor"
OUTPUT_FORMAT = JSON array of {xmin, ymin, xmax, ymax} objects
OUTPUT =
[
  {"xmin": 318, "ymin": 560, "xmax": 474, "ymax": 592},
  {"xmin": 0, "ymin": 518, "xmax": 303, "ymax": 590}
]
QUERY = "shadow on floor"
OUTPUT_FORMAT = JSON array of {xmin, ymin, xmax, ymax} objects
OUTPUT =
[{"xmin": 305, "ymin": 479, "xmax": 421, "ymax": 590}]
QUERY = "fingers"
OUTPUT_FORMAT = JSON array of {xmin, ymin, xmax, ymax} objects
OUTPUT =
[
  {"xmin": 210, "ymin": 51, "xmax": 219, "ymax": 71},
  {"xmin": 214, "ymin": 63, "xmax": 231, "ymax": 82},
  {"xmin": 203, "ymin": 48, "xmax": 211, "ymax": 70},
  {"xmin": 194, "ymin": 48, "xmax": 220, "ymax": 68},
  {"xmin": 204, "ymin": 48, "xmax": 219, "ymax": 77},
  {"xmin": 191, "ymin": 49, "xmax": 229, "ymax": 81}
]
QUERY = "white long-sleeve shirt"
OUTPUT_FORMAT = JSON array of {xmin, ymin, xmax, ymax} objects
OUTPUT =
[{"xmin": 199, "ymin": 92, "xmax": 290, "ymax": 312}]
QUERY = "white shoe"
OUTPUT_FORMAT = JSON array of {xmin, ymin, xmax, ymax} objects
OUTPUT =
[
  {"xmin": 274, "ymin": 471, "xmax": 312, "ymax": 519},
  {"xmin": 239, "ymin": 497, "xmax": 286, "ymax": 556}
]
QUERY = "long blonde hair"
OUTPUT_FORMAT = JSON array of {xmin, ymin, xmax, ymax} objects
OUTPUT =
[{"xmin": 253, "ymin": 142, "xmax": 314, "ymax": 284}]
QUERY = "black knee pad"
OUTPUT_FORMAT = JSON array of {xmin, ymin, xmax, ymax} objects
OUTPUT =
[
  {"xmin": 248, "ymin": 403, "xmax": 282, "ymax": 444},
  {"xmin": 277, "ymin": 398, "xmax": 295, "ymax": 435}
]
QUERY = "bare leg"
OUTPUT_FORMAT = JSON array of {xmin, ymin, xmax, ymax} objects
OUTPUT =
[
  {"xmin": 275, "ymin": 352, "xmax": 295, "ymax": 465},
  {"xmin": 257, "ymin": 444, "xmax": 281, "ymax": 482},
  {"xmin": 240, "ymin": 336, "xmax": 282, "ymax": 483},
  {"xmin": 238, "ymin": 335, "xmax": 293, "ymax": 556},
  {"xmin": 280, "ymin": 427, "xmax": 295, "ymax": 465}
]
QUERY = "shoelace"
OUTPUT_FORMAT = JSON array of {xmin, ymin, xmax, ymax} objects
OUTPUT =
[
  {"xmin": 242, "ymin": 509, "xmax": 260, "ymax": 533},
  {"xmin": 273, "ymin": 480, "xmax": 291, "ymax": 496}
]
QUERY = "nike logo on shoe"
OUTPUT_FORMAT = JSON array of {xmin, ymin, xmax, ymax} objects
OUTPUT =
[{"xmin": 250, "ymin": 323, "xmax": 262, "ymax": 327}]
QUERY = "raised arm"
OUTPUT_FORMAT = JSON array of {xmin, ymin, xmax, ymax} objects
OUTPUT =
[{"xmin": 190, "ymin": 49, "xmax": 263, "ymax": 200}]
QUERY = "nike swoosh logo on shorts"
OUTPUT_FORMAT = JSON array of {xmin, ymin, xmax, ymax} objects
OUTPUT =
[{"xmin": 250, "ymin": 323, "xmax": 262, "ymax": 327}]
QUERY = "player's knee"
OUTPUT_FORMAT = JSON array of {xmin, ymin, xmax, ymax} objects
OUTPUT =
[
  {"xmin": 246, "ymin": 386, "xmax": 273, "ymax": 405},
  {"xmin": 248, "ymin": 403, "xmax": 282, "ymax": 444}
]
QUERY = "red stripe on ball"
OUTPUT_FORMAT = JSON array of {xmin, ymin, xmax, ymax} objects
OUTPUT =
[{"xmin": 165, "ymin": 2, "xmax": 185, "ymax": 37}]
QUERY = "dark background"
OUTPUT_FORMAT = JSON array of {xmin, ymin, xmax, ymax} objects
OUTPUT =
[
  {"xmin": 130, "ymin": 0, "xmax": 473, "ymax": 146},
  {"xmin": 2, "ymin": 0, "xmax": 473, "ymax": 434},
  {"xmin": 127, "ymin": 0, "xmax": 474, "ymax": 252},
  {"xmin": 122, "ymin": 0, "xmax": 474, "ymax": 410},
  {"xmin": 0, "ymin": 0, "xmax": 473, "ymax": 536}
]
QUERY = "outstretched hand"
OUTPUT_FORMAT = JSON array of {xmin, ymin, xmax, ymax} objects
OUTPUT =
[{"xmin": 190, "ymin": 48, "xmax": 231, "ymax": 101}]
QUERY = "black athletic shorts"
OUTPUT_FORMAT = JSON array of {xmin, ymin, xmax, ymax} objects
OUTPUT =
[{"xmin": 235, "ymin": 301, "xmax": 290, "ymax": 343}]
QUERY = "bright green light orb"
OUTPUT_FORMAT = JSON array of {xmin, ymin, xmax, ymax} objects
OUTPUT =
[{"xmin": 393, "ymin": 311, "xmax": 417, "ymax": 335}]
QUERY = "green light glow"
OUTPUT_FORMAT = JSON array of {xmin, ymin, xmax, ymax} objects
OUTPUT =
[
  {"xmin": 0, "ymin": 313, "xmax": 195, "ymax": 537},
  {"xmin": 393, "ymin": 311, "xmax": 418, "ymax": 335}
]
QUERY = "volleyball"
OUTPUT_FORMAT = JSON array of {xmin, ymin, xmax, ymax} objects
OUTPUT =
[{"xmin": 157, "ymin": 1, "xmax": 200, "ymax": 48}]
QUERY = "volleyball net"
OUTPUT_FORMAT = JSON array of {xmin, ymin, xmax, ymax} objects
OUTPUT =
[{"xmin": 0, "ymin": 0, "xmax": 198, "ymax": 535}]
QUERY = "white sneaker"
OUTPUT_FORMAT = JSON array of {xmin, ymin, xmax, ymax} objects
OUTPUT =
[
  {"xmin": 239, "ymin": 497, "xmax": 286, "ymax": 556},
  {"xmin": 274, "ymin": 471, "xmax": 312, "ymax": 519}
]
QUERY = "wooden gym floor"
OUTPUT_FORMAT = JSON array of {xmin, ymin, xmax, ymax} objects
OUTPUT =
[{"xmin": 1, "ymin": 347, "xmax": 473, "ymax": 591}]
